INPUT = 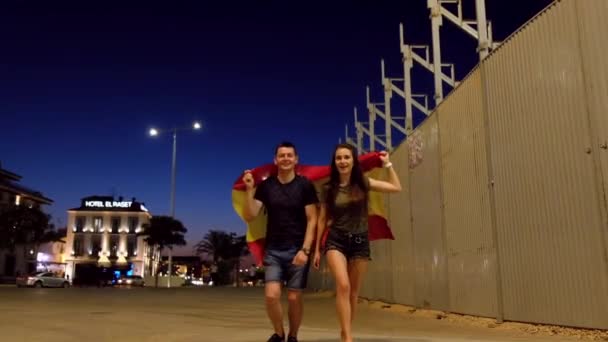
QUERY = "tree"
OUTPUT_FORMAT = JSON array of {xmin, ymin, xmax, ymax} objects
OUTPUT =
[
  {"xmin": 194, "ymin": 230, "xmax": 248, "ymax": 285},
  {"xmin": 195, "ymin": 230, "xmax": 231, "ymax": 262},
  {"xmin": 0, "ymin": 206, "xmax": 64, "ymax": 275},
  {"xmin": 0, "ymin": 206, "xmax": 61, "ymax": 252},
  {"xmin": 137, "ymin": 215, "xmax": 187, "ymax": 287},
  {"xmin": 40, "ymin": 227, "xmax": 67, "ymax": 244}
]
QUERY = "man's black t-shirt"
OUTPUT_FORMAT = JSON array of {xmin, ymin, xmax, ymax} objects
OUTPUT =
[{"xmin": 254, "ymin": 175, "xmax": 318, "ymax": 250}]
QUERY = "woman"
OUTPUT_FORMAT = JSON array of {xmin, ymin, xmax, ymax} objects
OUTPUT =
[{"xmin": 313, "ymin": 143, "xmax": 402, "ymax": 342}]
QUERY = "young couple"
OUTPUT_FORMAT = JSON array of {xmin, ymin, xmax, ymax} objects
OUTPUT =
[{"xmin": 242, "ymin": 141, "xmax": 402, "ymax": 342}]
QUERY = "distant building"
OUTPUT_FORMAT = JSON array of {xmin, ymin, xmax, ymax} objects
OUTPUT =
[
  {"xmin": 160, "ymin": 255, "xmax": 202, "ymax": 278},
  {"xmin": 0, "ymin": 162, "xmax": 53, "ymax": 212},
  {"xmin": 36, "ymin": 234, "xmax": 67, "ymax": 276},
  {"xmin": 63, "ymin": 195, "xmax": 156, "ymax": 281},
  {"xmin": 0, "ymin": 162, "xmax": 53, "ymax": 278}
]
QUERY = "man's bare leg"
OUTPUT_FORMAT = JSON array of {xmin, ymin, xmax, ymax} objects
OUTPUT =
[
  {"xmin": 287, "ymin": 290, "xmax": 303, "ymax": 338},
  {"xmin": 265, "ymin": 281, "xmax": 285, "ymax": 337}
]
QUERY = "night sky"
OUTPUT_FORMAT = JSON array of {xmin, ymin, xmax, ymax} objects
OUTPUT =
[{"xmin": 0, "ymin": 0, "xmax": 552, "ymax": 254}]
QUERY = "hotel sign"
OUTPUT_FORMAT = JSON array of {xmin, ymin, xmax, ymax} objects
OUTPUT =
[{"xmin": 85, "ymin": 201, "xmax": 132, "ymax": 209}]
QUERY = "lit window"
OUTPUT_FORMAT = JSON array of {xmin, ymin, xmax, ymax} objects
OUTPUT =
[
  {"xmin": 93, "ymin": 217, "xmax": 103, "ymax": 233},
  {"xmin": 127, "ymin": 235, "xmax": 137, "ymax": 257},
  {"xmin": 128, "ymin": 217, "xmax": 138, "ymax": 233},
  {"xmin": 75, "ymin": 217, "xmax": 85, "ymax": 232},
  {"xmin": 73, "ymin": 235, "xmax": 85, "ymax": 256},
  {"xmin": 111, "ymin": 217, "xmax": 120, "ymax": 233}
]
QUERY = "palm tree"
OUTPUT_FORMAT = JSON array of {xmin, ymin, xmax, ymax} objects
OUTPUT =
[
  {"xmin": 194, "ymin": 230, "xmax": 248, "ymax": 285},
  {"xmin": 194, "ymin": 230, "xmax": 231, "ymax": 262},
  {"xmin": 137, "ymin": 215, "xmax": 187, "ymax": 287}
]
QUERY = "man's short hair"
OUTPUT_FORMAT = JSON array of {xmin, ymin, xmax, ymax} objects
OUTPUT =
[{"xmin": 274, "ymin": 141, "xmax": 297, "ymax": 156}]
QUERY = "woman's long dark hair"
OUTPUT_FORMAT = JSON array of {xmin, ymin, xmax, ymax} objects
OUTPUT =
[{"xmin": 325, "ymin": 143, "xmax": 369, "ymax": 220}]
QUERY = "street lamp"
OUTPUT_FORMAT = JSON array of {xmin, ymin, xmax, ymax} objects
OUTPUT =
[{"xmin": 148, "ymin": 121, "xmax": 202, "ymax": 287}]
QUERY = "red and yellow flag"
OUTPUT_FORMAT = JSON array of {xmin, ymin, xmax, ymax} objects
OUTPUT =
[{"xmin": 232, "ymin": 152, "xmax": 394, "ymax": 265}]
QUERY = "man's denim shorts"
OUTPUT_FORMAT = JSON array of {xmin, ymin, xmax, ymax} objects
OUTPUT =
[{"xmin": 263, "ymin": 247, "xmax": 310, "ymax": 290}]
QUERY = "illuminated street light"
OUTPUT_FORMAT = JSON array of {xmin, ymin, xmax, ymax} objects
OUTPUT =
[{"xmin": 147, "ymin": 120, "xmax": 202, "ymax": 288}]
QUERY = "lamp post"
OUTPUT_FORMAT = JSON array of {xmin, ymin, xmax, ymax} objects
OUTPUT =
[{"xmin": 148, "ymin": 121, "xmax": 201, "ymax": 288}]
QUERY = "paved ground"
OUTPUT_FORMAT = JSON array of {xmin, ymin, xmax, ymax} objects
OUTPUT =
[{"xmin": 0, "ymin": 286, "xmax": 588, "ymax": 341}]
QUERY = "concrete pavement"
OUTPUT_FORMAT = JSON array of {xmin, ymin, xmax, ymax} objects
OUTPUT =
[{"xmin": 0, "ymin": 286, "xmax": 589, "ymax": 341}]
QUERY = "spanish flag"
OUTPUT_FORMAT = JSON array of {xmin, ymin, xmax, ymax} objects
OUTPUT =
[{"xmin": 232, "ymin": 152, "xmax": 394, "ymax": 265}]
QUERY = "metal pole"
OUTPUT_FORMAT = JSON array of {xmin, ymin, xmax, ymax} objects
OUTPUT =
[
  {"xmin": 478, "ymin": 50, "xmax": 505, "ymax": 324},
  {"xmin": 381, "ymin": 59, "xmax": 393, "ymax": 151},
  {"xmin": 400, "ymin": 23, "xmax": 414, "ymax": 135},
  {"xmin": 404, "ymin": 52, "xmax": 414, "ymax": 134},
  {"xmin": 168, "ymin": 129, "xmax": 177, "ymax": 288},
  {"xmin": 170, "ymin": 129, "xmax": 177, "ymax": 217},
  {"xmin": 345, "ymin": 124, "xmax": 349, "ymax": 144},
  {"xmin": 366, "ymin": 86, "xmax": 376, "ymax": 152},
  {"xmin": 429, "ymin": 0, "xmax": 444, "ymax": 106},
  {"xmin": 354, "ymin": 107, "xmax": 363, "ymax": 155},
  {"xmin": 475, "ymin": 0, "xmax": 490, "ymax": 60}
]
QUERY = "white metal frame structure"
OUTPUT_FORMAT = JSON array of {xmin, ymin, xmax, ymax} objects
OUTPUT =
[{"xmin": 344, "ymin": 0, "xmax": 495, "ymax": 151}]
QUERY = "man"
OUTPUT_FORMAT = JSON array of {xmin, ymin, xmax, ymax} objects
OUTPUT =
[{"xmin": 242, "ymin": 141, "xmax": 318, "ymax": 342}]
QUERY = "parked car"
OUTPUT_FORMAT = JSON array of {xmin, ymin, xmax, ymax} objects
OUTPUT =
[
  {"xmin": 16, "ymin": 272, "xmax": 70, "ymax": 288},
  {"xmin": 116, "ymin": 275, "xmax": 145, "ymax": 287}
]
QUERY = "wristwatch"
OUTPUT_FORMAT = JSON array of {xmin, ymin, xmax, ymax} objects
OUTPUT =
[{"xmin": 300, "ymin": 247, "xmax": 311, "ymax": 256}]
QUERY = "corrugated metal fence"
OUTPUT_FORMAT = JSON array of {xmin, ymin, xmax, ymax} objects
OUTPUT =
[{"xmin": 309, "ymin": 0, "xmax": 608, "ymax": 329}]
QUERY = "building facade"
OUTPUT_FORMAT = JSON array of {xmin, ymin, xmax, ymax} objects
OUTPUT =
[
  {"xmin": 0, "ymin": 162, "xmax": 53, "ymax": 278},
  {"xmin": 63, "ymin": 195, "xmax": 155, "ymax": 281},
  {"xmin": 0, "ymin": 162, "xmax": 53, "ymax": 212}
]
